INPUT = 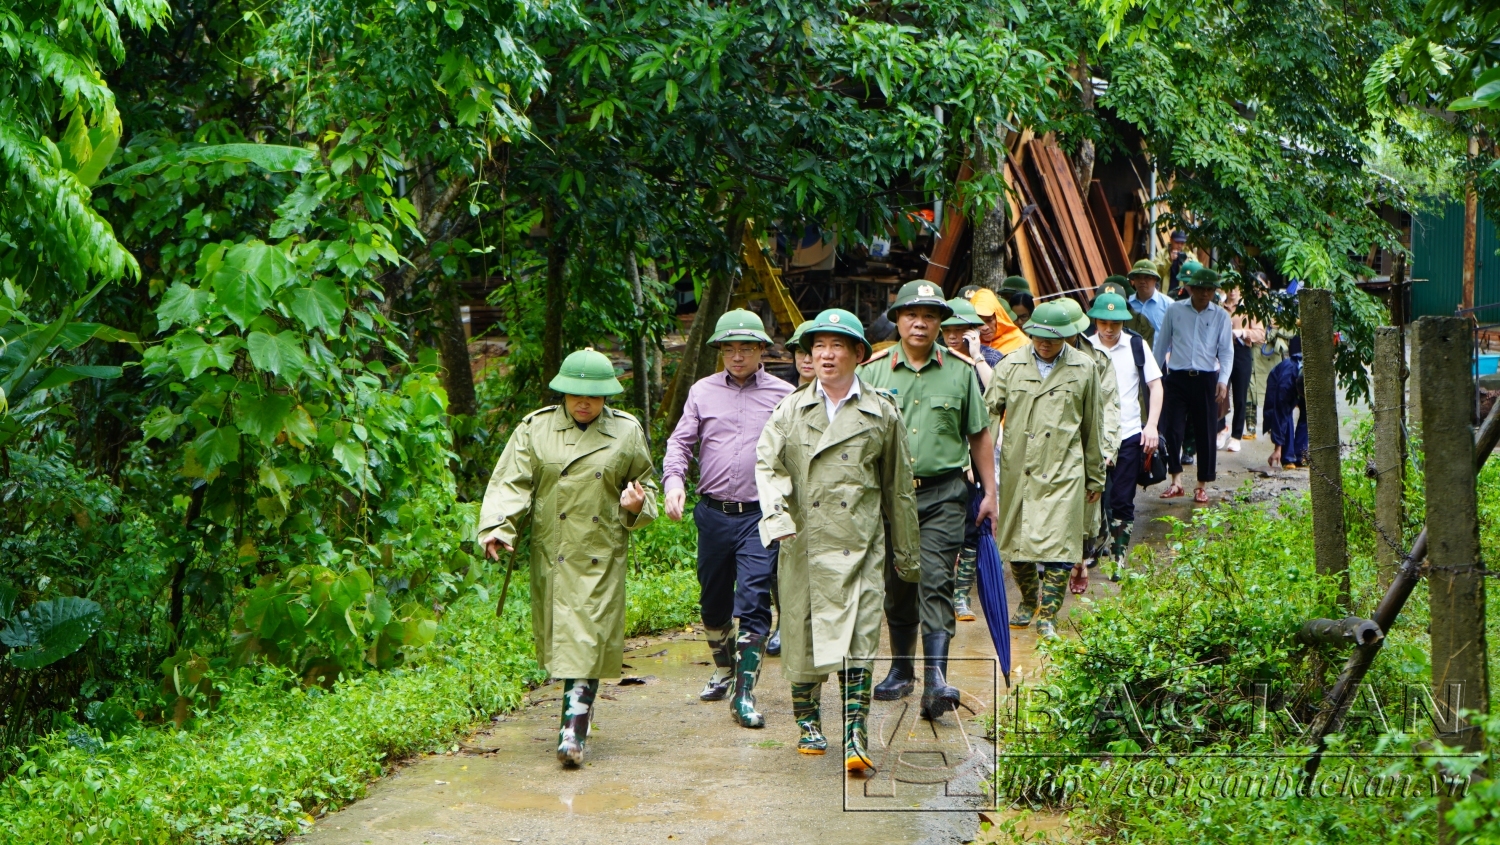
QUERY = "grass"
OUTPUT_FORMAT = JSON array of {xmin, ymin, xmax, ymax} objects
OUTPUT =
[{"xmin": 0, "ymin": 566, "xmax": 699, "ymax": 845}]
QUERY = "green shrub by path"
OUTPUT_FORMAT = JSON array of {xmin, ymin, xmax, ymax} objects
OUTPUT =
[{"xmin": 0, "ymin": 565, "xmax": 699, "ymax": 845}]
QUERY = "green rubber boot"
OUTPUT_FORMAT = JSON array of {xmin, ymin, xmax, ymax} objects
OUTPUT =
[
  {"xmin": 557, "ymin": 678, "xmax": 599, "ymax": 767},
  {"xmin": 730, "ymin": 632, "xmax": 766, "ymax": 728},
  {"xmin": 954, "ymin": 547, "xmax": 978, "ymax": 622},
  {"xmin": 700, "ymin": 625, "xmax": 735, "ymax": 701},
  {"xmin": 1009, "ymin": 560, "xmax": 1040, "ymax": 629},
  {"xmin": 841, "ymin": 668, "xmax": 875, "ymax": 775},
  {"xmin": 1037, "ymin": 568, "xmax": 1070, "ymax": 639},
  {"xmin": 791, "ymin": 681, "xmax": 826, "ymax": 754}
]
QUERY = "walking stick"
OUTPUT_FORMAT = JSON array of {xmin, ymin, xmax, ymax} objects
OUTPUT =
[{"xmin": 494, "ymin": 514, "xmax": 532, "ymax": 618}]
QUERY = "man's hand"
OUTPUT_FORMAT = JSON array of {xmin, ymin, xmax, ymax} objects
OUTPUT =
[
  {"xmin": 1085, "ymin": 490, "xmax": 1101, "ymax": 504},
  {"xmin": 621, "ymin": 480, "xmax": 647, "ymax": 514},
  {"xmin": 975, "ymin": 491, "xmax": 998, "ymax": 527},
  {"xmin": 484, "ymin": 537, "xmax": 512, "ymax": 560},
  {"xmin": 1141, "ymin": 425, "xmax": 1159, "ymax": 454},
  {"xmin": 963, "ymin": 329, "xmax": 983, "ymax": 359},
  {"xmin": 1269, "ymin": 446, "xmax": 1282, "ymax": 468},
  {"xmin": 665, "ymin": 488, "xmax": 686, "ymax": 521},
  {"xmin": 1216, "ymin": 382, "xmax": 1229, "ymax": 403}
]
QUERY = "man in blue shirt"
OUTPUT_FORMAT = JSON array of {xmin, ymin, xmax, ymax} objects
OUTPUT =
[
  {"xmin": 1127, "ymin": 259, "xmax": 1171, "ymax": 335},
  {"xmin": 1152, "ymin": 267, "xmax": 1234, "ymax": 503}
]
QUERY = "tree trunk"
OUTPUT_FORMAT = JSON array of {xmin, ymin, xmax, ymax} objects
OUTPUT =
[
  {"xmin": 666, "ymin": 215, "xmax": 744, "ymax": 431},
  {"xmin": 431, "ymin": 273, "xmax": 477, "ymax": 417},
  {"xmin": 627, "ymin": 248, "xmax": 651, "ymax": 433},
  {"xmin": 645, "ymin": 258, "xmax": 665, "ymax": 405},
  {"xmin": 168, "ymin": 482, "xmax": 207, "ymax": 644},
  {"xmin": 970, "ymin": 138, "xmax": 1010, "ymax": 292},
  {"xmin": 1072, "ymin": 50, "xmax": 1096, "ymax": 201},
  {"xmin": 542, "ymin": 201, "xmax": 567, "ymax": 389}
]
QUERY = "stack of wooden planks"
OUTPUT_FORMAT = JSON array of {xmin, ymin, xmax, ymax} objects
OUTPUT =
[{"xmin": 1004, "ymin": 134, "xmax": 1131, "ymax": 305}]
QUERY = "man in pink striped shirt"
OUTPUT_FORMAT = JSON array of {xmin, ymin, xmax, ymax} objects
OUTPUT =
[{"xmin": 664, "ymin": 309, "xmax": 793, "ymax": 729}]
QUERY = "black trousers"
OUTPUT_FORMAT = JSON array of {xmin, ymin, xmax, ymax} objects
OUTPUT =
[
  {"xmin": 1230, "ymin": 343, "xmax": 1252, "ymax": 438},
  {"xmin": 885, "ymin": 472, "xmax": 967, "ymax": 638},
  {"xmin": 694, "ymin": 500, "xmax": 777, "ymax": 636},
  {"xmin": 1163, "ymin": 370, "xmax": 1218, "ymax": 483},
  {"xmin": 1109, "ymin": 434, "xmax": 1143, "ymax": 523}
]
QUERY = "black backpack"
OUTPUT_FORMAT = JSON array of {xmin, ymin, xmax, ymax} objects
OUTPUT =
[{"xmin": 1129, "ymin": 333, "xmax": 1168, "ymax": 488}]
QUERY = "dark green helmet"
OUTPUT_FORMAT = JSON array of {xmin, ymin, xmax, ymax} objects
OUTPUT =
[
  {"xmin": 548, "ymin": 348, "xmax": 624, "ymax": 396},
  {"xmin": 798, "ymin": 308, "xmax": 871, "ymax": 359},
  {"xmin": 708, "ymin": 308, "xmax": 772, "ymax": 346},
  {"xmin": 886, "ymin": 280, "xmax": 953, "ymax": 321}
]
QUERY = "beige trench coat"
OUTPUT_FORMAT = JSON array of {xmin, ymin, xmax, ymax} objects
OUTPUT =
[
  {"xmin": 476, "ymin": 405, "xmax": 659, "ymax": 679},
  {"xmin": 755, "ymin": 381, "xmax": 920, "ymax": 683},
  {"xmin": 1079, "ymin": 339, "xmax": 1121, "ymax": 540},
  {"xmin": 984, "ymin": 345, "xmax": 1106, "ymax": 563}
]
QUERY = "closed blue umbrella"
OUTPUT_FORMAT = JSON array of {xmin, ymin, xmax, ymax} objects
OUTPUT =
[{"xmin": 969, "ymin": 493, "xmax": 1011, "ymax": 686}]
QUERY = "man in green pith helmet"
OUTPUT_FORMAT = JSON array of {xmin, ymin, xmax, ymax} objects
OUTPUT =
[
  {"xmin": 941, "ymin": 297, "xmax": 1002, "ymax": 623},
  {"xmin": 985, "ymin": 302, "xmax": 1105, "ymax": 640},
  {"xmin": 787, "ymin": 320, "xmax": 816, "ymax": 387},
  {"xmin": 663, "ymin": 309, "xmax": 792, "ymax": 729},
  {"xmin": 859, "ymin": 282, "xmax": 997, "ymax": 721},
  {"xmin": 476, "ymin": 348, "xmax": 660, "ymax": 767},
  {"xmin": 1054, "ymin": 296, "xmax": 1120, "ymax": 572},
  {"xmin": 1095, "ymin": 276, "xmax": 1155, "ymax": 346},
  {"xmin": 755, "ymin": 308, "xmax": 920, "ymax": 774}
]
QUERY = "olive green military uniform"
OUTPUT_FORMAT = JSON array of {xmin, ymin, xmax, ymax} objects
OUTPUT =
[
  {"xmin": 858, "ymin": 343, "xmax": 986, "ymax": 639},
  {"xmin": 476, "ymin": 404, "xmax": 659, "ymax": 680}
]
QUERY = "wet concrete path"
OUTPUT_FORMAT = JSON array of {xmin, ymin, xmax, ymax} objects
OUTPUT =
[{"xmin": 297, "ymin": 431, "xmax": 1300, "ymax": 845}]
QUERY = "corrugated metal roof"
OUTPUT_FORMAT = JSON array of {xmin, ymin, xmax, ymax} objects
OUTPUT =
[{"xmin": 1409, "ymin": 200, "xmax": 1500, "ymax": 318}]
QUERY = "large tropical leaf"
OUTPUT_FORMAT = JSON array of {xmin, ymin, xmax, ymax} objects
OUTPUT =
[{"xmin": 0, "ymin": 597, "xmax": 104, "ymax": 669}]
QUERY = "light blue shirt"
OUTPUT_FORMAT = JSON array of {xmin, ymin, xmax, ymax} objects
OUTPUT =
[
  {"xmin": 1128, "ymin": 291, "xmax": 1171, "ymax": 334},
  {"xmin": 1153, "ymin": 298, "xmax": 1234, "ymax": 385}
]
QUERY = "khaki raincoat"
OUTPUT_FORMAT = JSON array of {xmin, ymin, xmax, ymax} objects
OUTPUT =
[
  {"xmin": 476, "ymin": 405, "xmax": 659, "ymax": 679},
  {"xmin": 984, "ymin": 344, "xmax": 1106, "ymax": 563},
  {"xmin": 1078, "ymin": 340, "xmax": 1121, "ymax": 540},
  {"xmin": 755, "ymin": 381, "xmax": 920, "ymax": 684}
]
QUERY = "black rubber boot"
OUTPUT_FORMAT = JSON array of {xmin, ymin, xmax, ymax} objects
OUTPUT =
[
  {"xmin": 919, "ymin": 631, "xmax": 961, "ymax": 721},
  {"xmin": 874, "ymin": 624, "xmax": 919, "ymax": 701}
]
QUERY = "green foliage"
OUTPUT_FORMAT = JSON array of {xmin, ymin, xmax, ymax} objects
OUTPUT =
[{"xmin": 0, "ymin": 596, "xmax": 104, "ymax": 670}]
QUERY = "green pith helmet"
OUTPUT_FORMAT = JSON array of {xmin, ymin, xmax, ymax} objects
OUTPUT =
[
  {"xmin": 1186, "ymin": 267, "xmax": 1222, "ymax": 289},
  {"xmin": 1024, "ymin": 301, "xmax": 1080, "ymax": 340},
  {"xmin": 548, "ymin": 348, "xmax": 624, "ymax": 396},
  {"xmin": 1099, "ymin": 276, "xmax": 1131, "ymax": 298},
  {"xmin": 1128, "ymin": 259, "xmax": 1160, "ymax": 280},
  {"xmin": 798, "ymin": 308, "xmax": 871, "ymax": 359},
  {"xmin": 708, "ymin": 308, "xmax": 773, "ymax": 346},
  {"xmin": 1088, "ymin": 292, "xmax": 1132, "ymax": 321},
  {"xmin": 787, "ymin": 319, "xmax": 815, "ymax": 351},
  {"xmin": 958, "ymin": 285, "xmax": 981, "ymax": 301},
  {"xmin": 1002, "ymin": 275, "xmax": 1032, "ymax": 294},
  {"xmin": 1180, "ymin": 259, "xmax": 1204, "ymax": 278},
  {"xmin": 942, "ymin": 297, "xmax": 982, "ymax": 327},
  {"xmin": 1054, "ymin": 296, "xmax": 1092, "ymax": 334},
  {"xmin": 886, "ymin": 280, "xmax": 954, "ymax": 321},
  {"xmin": 1128, "ymin": 258, "xmax": 1158, "ymax": 280}
]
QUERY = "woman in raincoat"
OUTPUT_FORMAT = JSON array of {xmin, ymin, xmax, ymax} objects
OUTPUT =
[
  {"xmin": 477, "ymin": 348, "xmax": 659, "ymax": 767},
  {"xmin": 755, "ymin": 309, "xmax": 920, "ymax": 774}
]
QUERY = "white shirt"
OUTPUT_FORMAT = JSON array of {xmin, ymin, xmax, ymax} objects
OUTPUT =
[
  {"xmin": 1089, "ymin": 332, "xmax": 1162, "ymax": 440},
  {"xmin": 816, "ymin": 377, "xmax": 862, "ymax": 424}
]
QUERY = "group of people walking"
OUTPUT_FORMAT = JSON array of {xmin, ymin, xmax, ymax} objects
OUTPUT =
[{"xmin": 475, "ymin": 252, "xmax": 1307, "ymax": 777}]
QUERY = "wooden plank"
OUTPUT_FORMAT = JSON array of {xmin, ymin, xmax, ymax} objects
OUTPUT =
[
  {"xmin": 1003, "ymin": 162, "xmax": 1040, "ymax": 293},
  {"xmin": 1089, "ymin": 180, "xmax": 1130, "ymax": 275},
  {"xmin": 1042, "ymin": 141, "xmax": 1109, "ymax": 286},
  {"xmin": 1023, "ymin": 143, "xmax": 1088, "ymax": 292},
  {"xmin": 923, "ymin": 160, "xmax": 976, "ymax": 287},
  {"xmin": 1122, "ymin": 211, "xmax": 1138, "ymax": 261},
  {"xmin": 1008, "ymin": 158, "xmax": 1063, "ymax": 294}
]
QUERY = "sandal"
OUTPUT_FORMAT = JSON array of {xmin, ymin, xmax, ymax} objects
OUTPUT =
[
  {"xmin": 1160, "ymin": 484, "xmax": 1185, "ymax": 499},
  {"xmin": 1193, "ymin": 488, "xmax": 1210, "ymax": 504}
]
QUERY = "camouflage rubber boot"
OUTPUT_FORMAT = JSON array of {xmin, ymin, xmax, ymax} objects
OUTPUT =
[
  {"xmin": 1009, "ymin": 560, "xmax": 1041, "ymax": 629},
  {"xmin": 954, "ymin": 547, "xmax": 978, "ymax": 622},
  {"xmin": 840, "ymin": 668, "xmax": 875, "ymax": 775},
  {"xmin": 1109, "ymin": 519, "xmax": 1134, "ymax": 582},
  {"xmin": 791, "ymin": 681, "xmax": 826, "ymax": 754},
  {"xmin": 700, "ymin": 625, "xmax": 735, "ymax": 701},
  {"xmin": 1036, "ymin": 568, "xmax": 1070, "ymax": 639},
  {"xmin": 730, "ymin": 631, "xmax": 766, "ymax": 728},
  {"xmin": 557, "ymin": 678, "xmax": 599, "ymax": 767}
]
